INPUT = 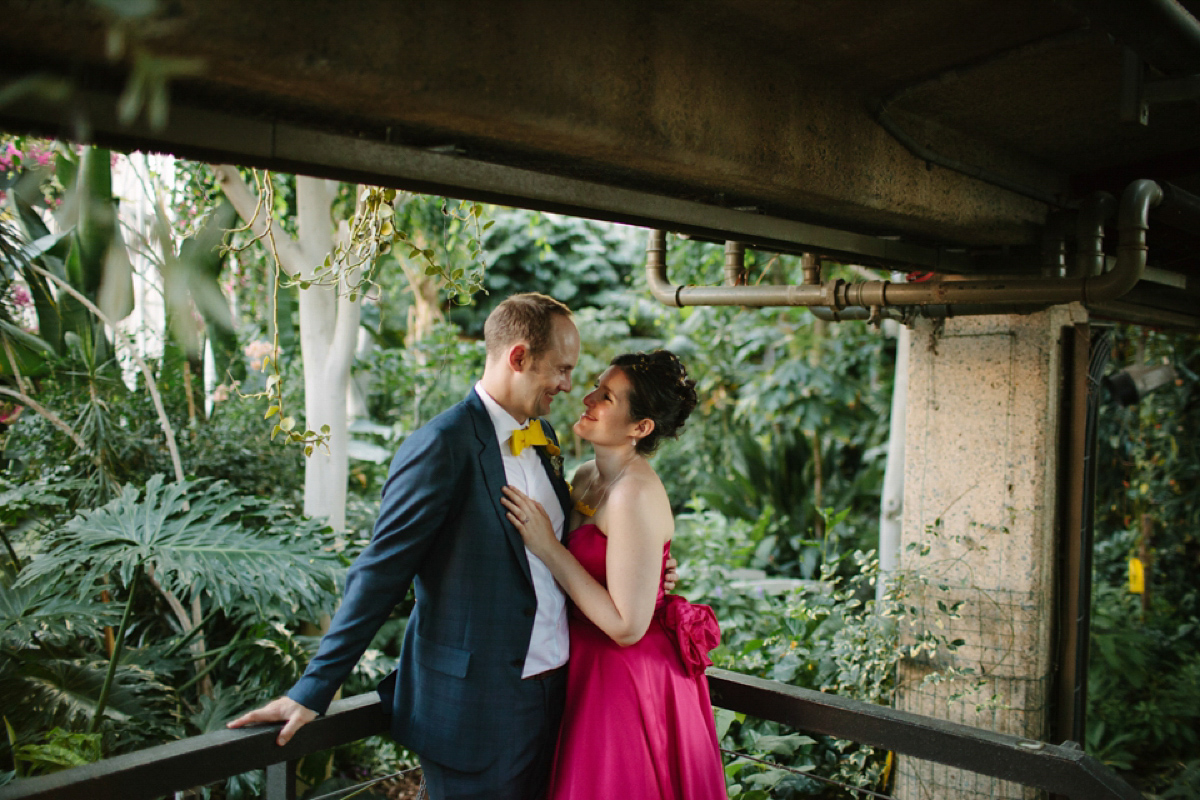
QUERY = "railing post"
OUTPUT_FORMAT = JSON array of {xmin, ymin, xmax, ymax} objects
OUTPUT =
[{"xmin": 265, "ymin": 760, "xmax": 296, "ymax": 800}]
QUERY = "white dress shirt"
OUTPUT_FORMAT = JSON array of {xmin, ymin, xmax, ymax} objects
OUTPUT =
[{"xmin": 474, "ymin": 383, "xmax": 569, "ymax": 676}]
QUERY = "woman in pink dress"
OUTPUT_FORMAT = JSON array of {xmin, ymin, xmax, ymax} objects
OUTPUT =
[{"xmin": 502, "ymin": 350, "xmax": 726, "ymax": 800}]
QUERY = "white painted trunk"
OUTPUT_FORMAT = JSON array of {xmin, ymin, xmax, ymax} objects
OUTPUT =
[
  {"xmin": 217, "ymin": 167, "xmax": 361, "ymax": 532},
  {"xmin": 877, "ymin": 321, "xmax": 910, "ymax": 606},
  {"xmin": 303, "ymin": 363, "xmax": 350, "ymax": 531},
  {"xmin": 294, "ymin": 177, "xmax": 360, "ymax": 532}
]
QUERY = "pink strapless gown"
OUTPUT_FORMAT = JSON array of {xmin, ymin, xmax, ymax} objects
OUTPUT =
[{"xmin": 544, "ymin": 524, "xmax": 727, "ymax": 800}]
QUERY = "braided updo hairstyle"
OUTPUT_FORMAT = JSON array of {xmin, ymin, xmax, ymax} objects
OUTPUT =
[{"xmin": 610, "ymin": 350, "xmax": 699, "ymax": 455}]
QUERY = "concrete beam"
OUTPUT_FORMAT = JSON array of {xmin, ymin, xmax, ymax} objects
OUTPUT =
[{"xmin": 0, "ymin": 0, "xmax": 1057, "ymax": 251}]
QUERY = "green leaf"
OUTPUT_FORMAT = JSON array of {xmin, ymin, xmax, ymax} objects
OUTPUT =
[{"xmin": 16, "ymin": 476, "xmax": 341, "ymax": 614}]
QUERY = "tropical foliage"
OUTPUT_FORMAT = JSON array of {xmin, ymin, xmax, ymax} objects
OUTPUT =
[
  {"xmin": 1087, "ymin": 326, "xmax": 1200, "ymax": 796},
  {"xmin": 1, "ymin": 135, "xmax": 1196, "ymax": 799}
]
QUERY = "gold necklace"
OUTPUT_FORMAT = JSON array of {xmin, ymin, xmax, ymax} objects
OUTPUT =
[{"xmin": 573, "ymin": 461, "xmax": 632, "ymax": 518}]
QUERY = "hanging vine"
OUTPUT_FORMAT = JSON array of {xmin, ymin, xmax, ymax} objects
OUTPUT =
[{"xmin": 223, "ymin": 173, "xmax": 492, "ymax": 455}]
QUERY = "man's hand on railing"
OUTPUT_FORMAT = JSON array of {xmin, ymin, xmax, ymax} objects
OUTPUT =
[{"xmin": 226, "ymin": 696, "xmax": 318, "ymax": 746}]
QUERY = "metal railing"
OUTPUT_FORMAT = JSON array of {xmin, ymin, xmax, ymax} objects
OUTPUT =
[{"xmin": 0, "ymin": 669, "xmax": 1143, "ymax": 800}]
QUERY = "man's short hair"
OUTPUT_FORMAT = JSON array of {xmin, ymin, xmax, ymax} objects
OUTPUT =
[{"xmin": 484, "ymin": 293, "xmax": 573, "ymax": 360}]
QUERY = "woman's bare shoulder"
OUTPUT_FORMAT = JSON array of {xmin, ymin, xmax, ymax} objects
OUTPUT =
[
  {"xmin": 607, "ymin": 465, "xmax": 672, "ymax": 540},
  {"xmin": 570, "ymin": 460, "xmax": 598, "ymax": 488}
]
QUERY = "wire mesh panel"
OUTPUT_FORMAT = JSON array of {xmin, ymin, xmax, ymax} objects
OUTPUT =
[
  {"xmin": 895, "ymin": 584, "xmax": 1054, "ymax": 800},
  {"xmin": 894, "ymin": 753, "xmax": 1044, "ymax": 800}
]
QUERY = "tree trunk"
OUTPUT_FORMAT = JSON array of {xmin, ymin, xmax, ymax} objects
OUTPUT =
[
  {"xmin": 215, "ymin": 166, "xmax": 359, "ymax": 532},
  {"xmin": 877, "ymin": 321, "xmax": 910, "ymax": 606}
]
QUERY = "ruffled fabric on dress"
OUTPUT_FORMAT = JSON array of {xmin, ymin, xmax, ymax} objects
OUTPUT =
[{"xmin": 660, "ymin": 594, "xmax": 720, "ymax": 676}]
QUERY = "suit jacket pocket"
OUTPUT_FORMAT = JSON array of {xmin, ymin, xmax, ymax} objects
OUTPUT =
[{"xmin": 414, "ymin": 632, "xmax": 471, "ymax": 678}]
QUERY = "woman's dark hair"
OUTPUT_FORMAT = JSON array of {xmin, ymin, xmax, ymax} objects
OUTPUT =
[{"xmin": 610, "ymin": 350, "xmax": 698, "ymax": 455}]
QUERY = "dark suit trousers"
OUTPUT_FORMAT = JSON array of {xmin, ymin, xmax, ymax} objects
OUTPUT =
[{"xmin": 419, "ymin": 668, "xmax": 567, "ymax": 800}]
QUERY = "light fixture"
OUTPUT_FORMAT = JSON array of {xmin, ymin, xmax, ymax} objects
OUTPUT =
[{"xmin": 1103, "ymin": 363, "xmax": 1176, "ymax": 406}]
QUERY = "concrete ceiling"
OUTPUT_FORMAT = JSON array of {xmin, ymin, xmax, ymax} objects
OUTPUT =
[{"xmin": 1, "ymin": 0, "xmax": 1198, "ymax": 324}]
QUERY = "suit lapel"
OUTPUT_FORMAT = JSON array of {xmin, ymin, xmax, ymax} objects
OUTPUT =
[
  {"xmin": 466, "ymin": 391, "xmax": 534, "ymax": 587},
  {"xmin": 534, "ymin": 421, "xmax": 572, "ymax": 530}
]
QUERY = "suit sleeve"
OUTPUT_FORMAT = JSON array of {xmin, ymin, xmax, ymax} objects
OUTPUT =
[{"xmin": 287, "ymin": 424, "xmax": 463, "ymax": 713}]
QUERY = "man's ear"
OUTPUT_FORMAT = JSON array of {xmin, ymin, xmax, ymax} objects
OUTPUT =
[{"xmin": 507, "ymin": 342, "xmax": 530, "ymax": 372}]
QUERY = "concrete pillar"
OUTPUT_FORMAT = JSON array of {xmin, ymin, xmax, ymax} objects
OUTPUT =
[{"xmin": 892, "ymin": 306, "xmax": 1085, "ymax": 800}]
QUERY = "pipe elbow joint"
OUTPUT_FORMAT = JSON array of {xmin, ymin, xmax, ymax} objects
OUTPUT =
[
  {"xmin": 645, "ymin": 230, "xmax": 681, "ymax": 307},
  {"xmin": 1118, "ymin": 180, "xmax": 1164, "ymax": 232},
  {"xmin": 1086, "ymin": 180, "xmax": 1164, "ymax": 302}
]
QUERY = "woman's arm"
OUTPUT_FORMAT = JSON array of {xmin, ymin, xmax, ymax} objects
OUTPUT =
[{"xmin": 502, "ymin": 477, "xmax": 671, "ymax": 646}]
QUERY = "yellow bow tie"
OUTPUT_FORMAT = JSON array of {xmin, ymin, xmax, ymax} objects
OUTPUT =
[{"xmin": 511, "ymin": 419, "xmax": 560, "ymax": 456}]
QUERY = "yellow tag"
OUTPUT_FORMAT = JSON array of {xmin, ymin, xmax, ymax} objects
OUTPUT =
[{"xmin": 1128, "ymin": 557, "xmax": 1145, "ymax": 594}]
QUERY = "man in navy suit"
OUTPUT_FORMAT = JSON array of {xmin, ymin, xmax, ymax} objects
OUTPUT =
[{"xmin": 230, "ymin": 293, "xmax": 582, "ymax": 799}]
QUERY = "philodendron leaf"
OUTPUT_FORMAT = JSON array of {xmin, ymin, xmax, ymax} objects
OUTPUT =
[{"xmin": 17, "ymin": 475, "xmax": 342, "ymax": 613}]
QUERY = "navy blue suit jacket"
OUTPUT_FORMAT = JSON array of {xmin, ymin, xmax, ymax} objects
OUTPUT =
[{"xmin": 288, "ymin": 390, "xmax": 571, "ymax": 771}]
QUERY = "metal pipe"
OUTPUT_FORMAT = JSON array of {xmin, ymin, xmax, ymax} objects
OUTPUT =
[
  {"xmin": 1155, "ymin": 181, "xmax": 1200, "ymax": 232},
  {"xmin": 1088, "ymin": 179, "xmax": 1163, "ymax": 301},
  {"xmin": 724, "ymin": 241, "xmax": 746, "ymax": 286},
  {"xmin": 1041, "ymin": 211, "xmax": 1071, "ymax": 277},
  {"xmin": 801, "ymin": 252, "xmax": 821, "ymax": 286},
  {"xmin": 810, "ymin": 306, "xmax": 891, "ymax": 322},
  {"xmin": 646, "ymin": 180, "xmax": 1164, "ymax": 313},
  {"xmin": 1075, "ymin": 192, "xmax": 1117, "ymax": 277}
]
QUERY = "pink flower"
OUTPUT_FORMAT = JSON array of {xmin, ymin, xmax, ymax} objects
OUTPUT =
[
  {"xmin": 10, "ymin": 285, "xmax": 32, "ymax": 307},
  {"xmin": 661, "ymin": 595, "xmax": 720, "ymax": 676},
  {"xmin": 210, "ymin": 384, "xmax": 231, "ymax": 403},
  {"xmin": 35, "ymin": 151, "xmax": 51, "ymax": 166},
  {"xmin": 0, "ymin": 404, "xmax": 22, "ymax": 425},
  {"xmin": 244, "ymin": 340, "xmax": 279, "ymax": 371}
]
